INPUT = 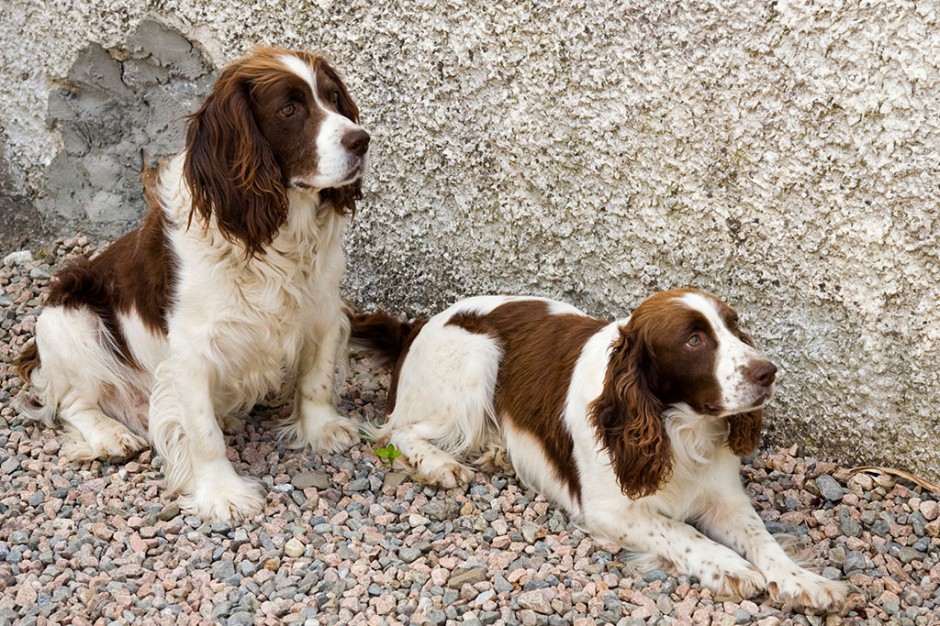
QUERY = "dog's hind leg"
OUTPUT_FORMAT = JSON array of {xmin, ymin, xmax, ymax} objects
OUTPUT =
[
  {"xmin": 20, "ymin": 307, "xmax": 148, "ymax": 462},
  {"xmin": 381, "ymin": 426, "xmax": 474, "ymax": 489},
  {"xmin": 370, "ymin": 319, "xmax": 503, "ymax": 489},
  {"xmin": 57, "ymin": 398, "xmax": 147, "ymax": 461}
]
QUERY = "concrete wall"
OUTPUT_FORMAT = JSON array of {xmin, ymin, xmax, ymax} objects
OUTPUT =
[{"xmin": 1, "ymin": 1, "xmax": 938, "ymax": 480}]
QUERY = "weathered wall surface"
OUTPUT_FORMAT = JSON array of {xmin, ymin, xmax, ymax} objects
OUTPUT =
[{"xmin": 1, "ymin": 1, "xmax": 937, "ymax": 479}]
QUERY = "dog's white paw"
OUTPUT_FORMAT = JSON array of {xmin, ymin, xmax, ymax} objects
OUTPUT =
[
  {"xmin": 696, "ymin": 552, "xmax": 766, "ymax": 601},
  {"xmin": 277, "ymin": 407, "xmax": 358, "ymax": 453},
  {"xmin": 767, "ymin": 568, "xmax": 852, "ymax": 614},
  {"xmin": 61, "ymin": 418, "xmax": 147, "ymax": 462},
  {"xmin": 418, "ymin": 461, "xmax": 473, "ymax": 489},
  {"xmin": 179, "ymin": 471, "xmax": 265, "ymax": 524}
]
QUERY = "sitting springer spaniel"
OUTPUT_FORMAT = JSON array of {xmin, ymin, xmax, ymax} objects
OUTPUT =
[
  {"xmin": 16, "ymin": 47, "xmax": 369, "ymax": 523},
  {"xmin": 351, "ymin": 289, "xmax": 849, "ymax": 613}
]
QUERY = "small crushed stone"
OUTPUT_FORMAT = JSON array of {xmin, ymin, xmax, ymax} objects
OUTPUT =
[{"xmin": 1, "ymin": 237, "xmax": 938, "ymax": 626}]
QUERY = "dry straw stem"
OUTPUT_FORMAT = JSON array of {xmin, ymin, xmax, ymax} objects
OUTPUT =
[{"xmin": 847, "ymin": 465, "xmax": 940, "ymax": 496}]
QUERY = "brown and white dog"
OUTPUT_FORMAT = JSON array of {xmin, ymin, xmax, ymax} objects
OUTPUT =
[
  {"xmin": 351, "ymin": 289, "xmax": 849, "ymax": 613},
  {"xmin": 16, "ymin": 47, "xmax": 369, "ymax": 523}
]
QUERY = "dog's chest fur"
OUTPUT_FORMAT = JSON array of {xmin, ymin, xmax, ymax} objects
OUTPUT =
[{"xmin": 165, "ymin": 180, "xmax": 348, "ymax": 414}]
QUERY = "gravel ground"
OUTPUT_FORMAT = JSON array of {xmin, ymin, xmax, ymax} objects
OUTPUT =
[{"xmin": 1, "ymin": 237, "xmax": 938, "ymax": 626}]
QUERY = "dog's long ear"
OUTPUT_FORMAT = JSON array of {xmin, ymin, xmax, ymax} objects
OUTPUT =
[
  {"xmin": 589, "ymin": 326, "xmax": 671, "ymax": 498},
  {"xmin": 318, "ymin": 59, "xmax": 362, "ymax": 217},
  {"xmin": 727, "ymin": 410, "xmax": 763, "ymax": 456},
  {"xmin": 183, "ymin": 64, "xmax": 287, "ymax": 257}
]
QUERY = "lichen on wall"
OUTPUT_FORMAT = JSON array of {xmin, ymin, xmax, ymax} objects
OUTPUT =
[{"xmin": 0, "ymin": 1, "xmax": 937, "ymax": 479}]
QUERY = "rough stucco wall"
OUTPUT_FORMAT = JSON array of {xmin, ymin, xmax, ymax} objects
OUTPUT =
[{"xmin": 0, "ymin": 1, "xmax": 937, "ymax": 479}]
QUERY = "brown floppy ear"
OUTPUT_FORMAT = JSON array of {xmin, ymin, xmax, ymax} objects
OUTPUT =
[
  {"xmin": 319, "ymin": 60, "xmax": 363, "ymax": 217},
  {"xmin": 727, "ymin": 410, "xmax": 762, "ymax": 456},
  {"xmin": 320, "ymin": 178, "xmax": 362, "ymax": 218},
  {"xmin": 183, "ymin": 65, "xmax": 287, "ymax": 257},
  {"xmin": 589, "ymin": 326, "xmax": 672, "ymax": 499}
]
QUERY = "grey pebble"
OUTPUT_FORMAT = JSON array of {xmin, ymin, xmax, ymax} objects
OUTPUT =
[
  {"xmin": 641, "ymin": 569, "xmax": 668, "ymax": 583},
  {"xmin": 895, "ymin": 545, "xmax": 925, "ymax": 564},
  {"xmin": 843, "ymin": 550, "xmax": 868, "ymax": 573},
  {"xmin": 227, "ymin": 611, "xmax": 254, "ymax": 626},
  {"xmin": 1, "ymin": 457, "xmax": 19, "ymax": 474},
  {"xmin": 522, "ymin": 521, "xmax": 540, "ymax": 543},
  {"xmin": 447, "ymin": 565, "xmax": 488, "ymax": 589},
  {"xmin": 398, "ymin": 547, "xmax": 422, "ymax": 563},
  {"xmin": 291, "ymin": 471, "xmax": 330, "ymax": 490},
  {"xmin": 158, "ymin": 502, "xmax": 180, "ymax": 521},
  {"xmin": 479, "ymin": 612, "xmax": 501, "ymax": 626},
  {"xmin": 423, "ymin": 499, "xmax": 459, "ymax": 521},
  {"xmin": 211, "ymin": 560, "xmax": 236, "ymax": 581},
  {"xmin": 839, "ymin": 515, "xmax": 862, "ymax": 538},
  {"xmin": 814, "ymin": 475, "xmax": 844, "ymax": 502},
  {"xmin": 383, "ymin": 472, "xmax": 409, "ymax": 490},
  {"xmin": 230, "ymin": 528, "xmax": 249, "ymax": 550},
  {"xmin": 346, "ymin": 477, "xmax": 370, "ymax": 492},
  {"xmin": 493, "ymin": 573, "xmax": 514, "ymax": 594},
  {"xmin": 655, "ymin": 594, "xmax": 673, "ymax": 614}
]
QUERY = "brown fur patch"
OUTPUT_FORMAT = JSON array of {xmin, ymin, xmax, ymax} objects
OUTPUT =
[
  {"xmin": 447, "ymin": 301, "xmax": 606, "ymax": 504},
  {"xmin": 588, "ymin": 323, "xmax": 673, "ymax": 500},
  {"xmin": 727, "ymin": 410, "xmax": 763, "ymax": 456},
  {"xmin": 35, "ymin": 166, "xmax": 177, "ymax": 368}
]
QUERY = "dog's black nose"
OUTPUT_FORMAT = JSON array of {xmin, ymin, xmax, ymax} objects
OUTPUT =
[
  {"xmin": 748, "ymin": 360, "xmax": 777, "ymax": 386},
  {"xmin": 342, "ymin": 129, "xmax": 370, "ymax": 157}
]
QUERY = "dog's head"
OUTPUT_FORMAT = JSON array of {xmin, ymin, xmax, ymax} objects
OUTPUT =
[
  {"xmin": 184, "ymin": 46, "xmax": 369, "ymax": 256},
  {"xmin": 589, "ymin": 289, "xmax": 776, "ymax": 498}
]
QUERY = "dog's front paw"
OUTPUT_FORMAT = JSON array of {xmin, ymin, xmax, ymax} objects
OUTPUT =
[
  {"xmin": 767, "ymin": 568, "xmax": 852, "ymax": 615},
  {"xmin": 310, "ymin": 418, "xmax": 359, "ymax": 453},
  {"xmin": 61, "ymin": 417, "xmax": 148, "ymax": 462},
  {"xmin": 416, "ymin": 460, "xmax": 473, "ymax": 489},
  {"xmin": 277, "ymin": 406, "xmax": 359, "ymax": 453},
  {"xmin": 180, "ymin": 471, "xmax": 265, "ymax": 524},
  {"xmin": 697, "ymin": 553, "xmax": 766, "ymax": 601}
]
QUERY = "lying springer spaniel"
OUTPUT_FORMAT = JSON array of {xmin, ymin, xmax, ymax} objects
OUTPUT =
[
  {"xmin": 351, "ymin": 289, "xmax": 849, "ymax": 613},
  {"xmin": 16, "ymin": 47, "xmax": 369, "ymax": 523}
]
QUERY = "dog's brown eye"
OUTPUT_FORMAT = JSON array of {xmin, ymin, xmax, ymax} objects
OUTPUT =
[
  {"xmin": 279, "ymin": 103, "xmax": 297, "ymax": 118},
  {"xmin": 687, "ymin": 334, "xmax": 705, "ymax": 349},
  {"xmin": 328, "ymin": 90, "xmax": 340, "ymax": 108}
]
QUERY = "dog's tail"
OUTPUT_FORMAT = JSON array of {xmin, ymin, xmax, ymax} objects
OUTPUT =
[
  {"xmin": 12, "ymin": 340, "xmax": 58, "ymax": 426},
  {"xmin": 15, "ymin": 340, "xmax": 41, "ymax": 383},
  {"xmin": 348, "ymin": 310, "xmax": 427, "ymax": 367}
]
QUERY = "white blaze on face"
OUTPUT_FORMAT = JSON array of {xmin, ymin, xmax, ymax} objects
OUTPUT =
[
  {"xmin": 279, "ymin": 54, "xmax": 367, "ymax": 189},
  {"xmin": 679, "ymin": 292, "xmax": 772, "ymax": 415}
]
